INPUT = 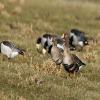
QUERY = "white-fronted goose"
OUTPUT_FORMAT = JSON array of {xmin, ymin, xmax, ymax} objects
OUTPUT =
[
  {"xmin": 62, "ymin": 33, "xmax": 86, "ymax": 74},
  {"xmin": 50, "ymin": 36, "xmax": 63, "ymax": 65}
]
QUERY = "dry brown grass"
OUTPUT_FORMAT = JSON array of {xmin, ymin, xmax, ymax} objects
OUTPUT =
[{"xmin": 0, "ymin": 0, "xmax": 100, "ymax": 100}]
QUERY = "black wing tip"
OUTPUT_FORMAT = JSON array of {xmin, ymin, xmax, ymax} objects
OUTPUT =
[
  {"xmin": 78, "ymin": 60, "xmax": 86, "ymax": 66},
  {"xmin": 82, "ymin": 63, "xmax": 86, "ymax": 66}
]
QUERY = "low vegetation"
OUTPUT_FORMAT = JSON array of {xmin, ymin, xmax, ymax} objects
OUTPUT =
[{"xmin": 0, "ymin": 0, "xmax": 100, "ymax": 100}]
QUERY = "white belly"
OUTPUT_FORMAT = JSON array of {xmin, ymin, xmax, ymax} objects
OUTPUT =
[
  {"xmin": 1, "ymin": 43, "xmax": 18, "ymax": 58},
  {"xmin": 1, "ymin": 43, "xmax": 12, "ymax": 58}
]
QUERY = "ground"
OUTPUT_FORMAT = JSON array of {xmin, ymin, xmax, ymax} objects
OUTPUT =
[{"xmin": 0, "ymin": 0, "xmax": 100, "ymax": 100}]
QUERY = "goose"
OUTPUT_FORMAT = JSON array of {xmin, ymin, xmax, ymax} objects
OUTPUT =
[
  {"xmin": 0, "ymin": 41, "xmax": 25, "ymax": 59},
  {"xmin": 62, "ymin": 33, "xmax": 86, "ymax": 74},
  {"xmin": 50, "ymin": 36, "xmax": 63, "ymax": 65},
  {"xmin": 47, "ymin": 35, "xmax": 64, "ymax": 54},
  {"xmin": 36, "ymin": 33, "xmax": 64, "ymax": 54},
  {"xmin": 69, "ymin": 29, "xmax": 88, "ymax": 50},
  {"xmin": 36, "ymin": 33, "xmax": 53, "ymax": 54}
]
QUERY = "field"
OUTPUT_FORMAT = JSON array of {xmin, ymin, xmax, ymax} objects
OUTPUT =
[{"xmin": 0, "ymin": 0, "xmax": 100, "ymax": 100}]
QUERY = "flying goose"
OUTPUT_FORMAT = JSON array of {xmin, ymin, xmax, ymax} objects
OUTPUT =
[
  {"xmin": 0, "ymin": 41, "xmax": 25, "ymax": 59},
  {"xmin": 62, "ymin": 33, "xmax": 86, "ymax": 74},
  {"xmin": 50, "ymin": 36, "xmax": 63, "ymax": 65},
  {"xmin": 69, "ymin": 29, "xmax": 88, "ymax": 50}
]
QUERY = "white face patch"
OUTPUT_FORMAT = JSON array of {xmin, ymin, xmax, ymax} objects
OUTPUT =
[
  {"xmin": 36, "ymin": 44, "xmax": 40, "ymax": 50},
  {"xmin": 78, "ymin": 41, "xmax": 84, "ymax": 46},
  {"xmin": 42, "ymin": 48, "xmax": 47, "ymax": 55}
]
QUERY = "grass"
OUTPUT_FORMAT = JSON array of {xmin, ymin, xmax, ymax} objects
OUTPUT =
[{"xmin": 0, "ymin": 0, "xmax": 100, "ymax": 100}]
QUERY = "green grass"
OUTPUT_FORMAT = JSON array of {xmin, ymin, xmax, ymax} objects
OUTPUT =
[{"xmin": 0, "ymin": 0, "xmax": 100, "ymax": 100}]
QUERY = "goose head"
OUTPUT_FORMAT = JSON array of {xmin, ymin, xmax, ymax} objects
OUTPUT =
[
  {"xmin": 63, "ymin": 33, "xmax": 70, "ymax": 48},
  {"xmin": 62, "ymin": 33, "xmax": 71, "ymax": 56}
]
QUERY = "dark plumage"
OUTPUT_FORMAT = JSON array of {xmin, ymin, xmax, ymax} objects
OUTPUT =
[
  {"xmin": 43, "ymin": 33, "xmax": 52, "ymax": 38},
  {"xmin": 36, "ymin": 37, "xmax": 41, "ymax": 44},
  {"xmin": 63, "ymin": 54, "xmax": 85, "ymax": 73},
  {"xmin": 2, "ymin": 41, "xmax": 15, "ymax": 49}
]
